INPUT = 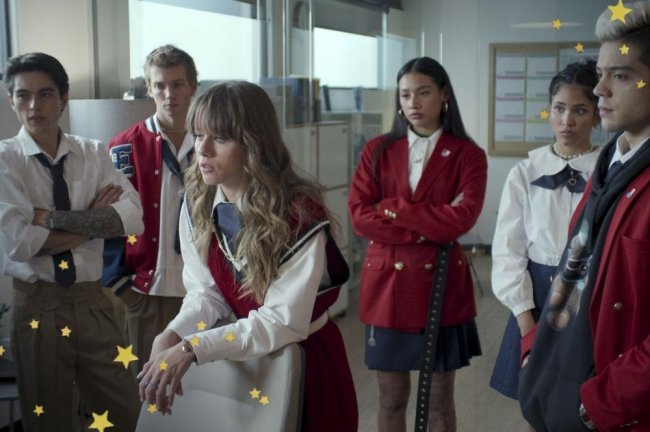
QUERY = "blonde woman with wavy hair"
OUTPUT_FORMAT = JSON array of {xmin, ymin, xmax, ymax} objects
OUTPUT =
[{"xmin": 138, "ymin": 81, "xmax": 358, "ymax": 431}]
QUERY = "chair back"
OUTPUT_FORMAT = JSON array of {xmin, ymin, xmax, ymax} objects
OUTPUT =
[{"xmin": 136, "ymin": 343, "xmax": 304, "ymax": 432}]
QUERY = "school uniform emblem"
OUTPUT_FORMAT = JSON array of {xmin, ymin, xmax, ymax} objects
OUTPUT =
[{"xmin": 110, "ymin": 143, "xmax": 134, "ymax": 177}]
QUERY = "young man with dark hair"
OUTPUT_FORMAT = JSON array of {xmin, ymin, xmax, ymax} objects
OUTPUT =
[
  {"xmin": 0, "ymin": 52, "xmax": 143, "ymax": 431},
  {"xmin": 104, "ymin": 45, "xmax": 198, "ymax": 373},
  {"xmin": 518, "ymin": 2, "xmax": 650, "ymax": 430}
]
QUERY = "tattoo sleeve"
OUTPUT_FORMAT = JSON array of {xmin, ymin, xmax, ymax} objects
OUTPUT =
[{"xmin": 50, "ymin": 207, "xmax": 125, "ymax": 238}]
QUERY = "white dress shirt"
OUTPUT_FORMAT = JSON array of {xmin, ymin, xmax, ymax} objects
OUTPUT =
[
  {"xmin": 491, "ymin": 144, "xmax": 600, "ymax": 316},
  {"xmin": 0, "ymin": 127, "xmax": 144, "ymax": 283},
  {"xmin": 147, "ymin": 116, "xmax": 194, "ymax": 297},
  {"xmin": 610, "ymin": 133, "xmax": 648, "ymax": 167},
  {"xmin": 407, "ymin": 127, "xmax": 443, "ymax": 192},
  {"xmin": 167, "ymin": 186, "xmax": 329, "ymax": 364}
]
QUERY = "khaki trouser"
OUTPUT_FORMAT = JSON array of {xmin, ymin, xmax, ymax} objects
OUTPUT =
[
  {"xmin": 11, "ymin": 279, "xmax": 140, "ymax": 432},
  {"xmin": 118, "ymin": 289, "xmax": 183, "ymax": 375}
]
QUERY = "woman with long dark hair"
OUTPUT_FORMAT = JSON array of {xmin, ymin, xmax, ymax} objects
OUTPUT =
[{"xmin": 349, "ymin": 57, "xmax": 487, "ymax": 431}]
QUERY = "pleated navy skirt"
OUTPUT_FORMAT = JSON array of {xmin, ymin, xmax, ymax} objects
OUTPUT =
[
  {"xmin": 364, "ymin": 320, "xmax": 482, "ymax": 372},
  {"xmin": 490, "ymin": 261, "xmax": 557, "ymax": 399}
]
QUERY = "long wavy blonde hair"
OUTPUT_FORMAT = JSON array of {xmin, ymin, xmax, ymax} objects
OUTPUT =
[{"xmin": 184, "ymin": 81, "xmax": 333, "ymax": 303}]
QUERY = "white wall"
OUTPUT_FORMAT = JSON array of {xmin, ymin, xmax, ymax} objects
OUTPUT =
[{"xmin": 12, "ymin": 0, "xmax": 95, "ymax": 99}]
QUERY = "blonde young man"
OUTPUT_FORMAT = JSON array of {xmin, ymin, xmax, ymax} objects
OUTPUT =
[
  {"xmin": 104, "ymin": 45, "xmax": 198, "ymax": 373},
  {"xmin": 519, "ymin": 2, "xmax": 650, "ymax": 430},
  {"xmin": 0, "ymin": 52, "xmax": 143, "ymax": 431}
]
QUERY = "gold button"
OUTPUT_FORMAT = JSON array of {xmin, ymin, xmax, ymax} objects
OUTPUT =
[
  {"xmin": 424, "ymin": 263, "xmax": 433, "ymax": 270},
  {"xmin": 384, "ymin": 209, "xmax": 390, "ymax": 216},
  {"xmin": 391, "ymin": 211, "xmax": 397, "ymax": 219},
  {"xmin": 417, "ymin": 236, "xmax": 426, "ymax": 243},
  {"xmin": 394, "ymin": 261, "xmax": 404, "ymax": 270},
  {"xmin": 613, "ymin": 302, "xmax": 624, "ymax": 312}
]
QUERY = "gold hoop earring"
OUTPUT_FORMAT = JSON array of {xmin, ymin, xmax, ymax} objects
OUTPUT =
[
  {"xmin": 398, "ymin": 109, "xmax": 404, "ymax": 117},
  {"xmin": 443, "ymin": 102, "xmax": 449, "ymax": 113}
]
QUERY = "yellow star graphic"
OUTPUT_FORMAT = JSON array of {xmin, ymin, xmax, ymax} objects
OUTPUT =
[
  {"xmin": 0, "ymin": 345, "xmax": 5, "ymax": 357},
  {"xmin": 127, "ymin": 235, "xmax": 138, "ymax": 245},
  {"xmin": 619, "ymin": 44, "xmax": 630, "ymax": 55},
  {"xmin": 574, "ymin": 43, "xmax": 584, "ymax": 53},
  {"xmin": 113, "ymin": 345, "xmax": 138, "ymax": 369},
  {"xmin": 608, "ymin": 0, "xmax": 632, "ymax": 24},
  {"xmin": 33, "ymin": 405, "xmax": 44, "ymax": 416},
  {"xmin": 29, "ymin": 319, "xmax": 39, "ymax": 330},
  {"xmin": 225, "ymin": 332, "xmax": 235, "ymax": 342},
  {"xmin": 259, "ymin": 395, "xmax": 270, "ymax": 406},
  {"xmin": 190, "ymin": 336, "xmax": 201, "ymax": 347},
  {"xmin": 552, "ymin": 19, "xmax": 562, "ymax": 30},
  {"xmin": 158, "ymin": 360, "xmax": 168, "ymax": 371},
  {"xmin": 638, "ymin": 80, "xmax": 647, "ymax": 89},
  {"xmin": 250, "ymin": 387, "xmax": 261, "ymax": 399},
  {"xmin": 89, "ymin": 411, "xmax": 114, "ymax": 432},
  {"xmin": 147, "ymin": 404, "xmax": 158, "ymax": 414},
  {"xmin": 61, "ymin": 326, "xmax": 72, "ymax": 337},
  {"xmin": 196, "ymin": 321, "xmax": 207, "ymax": 331},
  {"xmin": 539, "ymin": 110, "xmax": 550, "ymax": 120},
  {"xmin": 58, "ymin": 260, "xmax": 69, "ymax": 270}
]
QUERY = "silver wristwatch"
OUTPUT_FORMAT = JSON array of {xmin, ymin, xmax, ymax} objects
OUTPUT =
[{"xmin": 181, "ymin": 339, "xmax": 198, "ymax": 363}]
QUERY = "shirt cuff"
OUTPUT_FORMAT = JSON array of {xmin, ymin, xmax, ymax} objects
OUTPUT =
[{"xmin": 511, "ymin": 300, "xmax": 536, "ymax": 317}]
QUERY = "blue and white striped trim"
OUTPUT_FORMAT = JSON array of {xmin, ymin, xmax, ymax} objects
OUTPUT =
[{"xmin": 182, "ymin": 193, "xmax": 194, "ymax": 239}]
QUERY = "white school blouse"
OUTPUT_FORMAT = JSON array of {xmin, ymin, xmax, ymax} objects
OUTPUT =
[
  {"xmin": 491, "ymin": 144, "xmax": 600, "ymax": 316},
  {"xmin": 147, "ymin": 115, "xmax": 194, "ymax": 297}
]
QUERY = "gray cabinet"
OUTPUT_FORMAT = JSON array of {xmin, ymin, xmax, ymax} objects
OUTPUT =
[{"xmin": 283, "ymin": 122, "xmax": 351, "ymax": 316}]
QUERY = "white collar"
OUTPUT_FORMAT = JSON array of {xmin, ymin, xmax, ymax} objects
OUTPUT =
[
  {"xmin": 18, "ymin": 126, "xmax": 79, "ymax": 163},
  {"xmin": 212, "ymin": 185, "xmax": 243, "ymax": 210},
  {"xmin": 148, "ymin": 115, "xmax": 194, "ymax": 160},
  {"xmin": 407, "ymin": 127, "xmax": 443, "ymax": 150},
  {"xmin": 611, "ymin": 134, "xmax": 649, "ymax": 166},
  {"xmin": 528, "ymin": 144, "xmax": 600, "ymax": 176}
]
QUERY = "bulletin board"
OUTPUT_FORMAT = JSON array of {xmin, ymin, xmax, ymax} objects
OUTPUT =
[{"xmin": 488, "ymin": 42, "xmax": 606, "ymax": 157}]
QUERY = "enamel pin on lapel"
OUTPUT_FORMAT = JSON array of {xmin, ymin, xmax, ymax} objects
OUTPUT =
[
  {"xmin": 626, "ymin": 188, "xmax": 636, "ymax": 199},
  {"xmin": 441, "ymin": 149, "xmax": 451, "ymax": 157}
]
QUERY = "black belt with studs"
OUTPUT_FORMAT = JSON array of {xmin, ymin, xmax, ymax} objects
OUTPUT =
[{"xmin": 413, "ymin": 243, "xmax": 452, "ymax": 432}]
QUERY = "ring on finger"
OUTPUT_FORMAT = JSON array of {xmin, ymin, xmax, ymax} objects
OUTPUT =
[{"xmin": 147, "ymin": 382, "xmax": 158, "ymax": 390}]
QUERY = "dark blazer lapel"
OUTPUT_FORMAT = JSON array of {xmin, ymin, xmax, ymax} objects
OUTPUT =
[
  {"xmin": 387, "ymin": 137, "xmax": 412, "ymax": 199},
  {"xmin": 413, "ymin": 132, "xmax": 456, "ymax": 201}
]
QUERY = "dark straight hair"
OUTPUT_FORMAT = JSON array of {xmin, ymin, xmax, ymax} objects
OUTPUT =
[
  {"xmin": 548, "ymin": 60, "xmax": 599, "ymax": 106},
  {"xmin": 372, "ymin": 56, "xmax": 472, "ymax": 172},
  {"xmin": 3, "ymin": 52, "xmax": 69, "ymax": 96}
]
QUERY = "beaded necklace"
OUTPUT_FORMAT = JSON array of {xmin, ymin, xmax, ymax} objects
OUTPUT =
[{"xmin": 552, "ymin": 143, "xmax": 595, "ymax": 160}]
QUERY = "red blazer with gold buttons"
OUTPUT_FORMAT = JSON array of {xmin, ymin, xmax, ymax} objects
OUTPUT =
[{"xmin": 348, "ymin": 132, "xmax": 487, "ymax": 330}]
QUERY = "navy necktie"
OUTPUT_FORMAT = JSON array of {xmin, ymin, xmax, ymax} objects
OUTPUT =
[
  {"xmin": 213, "ymin": 202, "xmax": 243, "ymax": 254},
  {"xmin": 34, "ymin": 153, "xmax": 76, "ymax": 288},
  {"xmin": 161, "ymin": 137, "xmax": 194, "ymax": 254},
  {"xmin": 606, "ymin": 160, "xmax": 623, "ymax": 183},
  {"xmin": 531, "ymin": 165, "xmax": 586, "ymax": 193}
]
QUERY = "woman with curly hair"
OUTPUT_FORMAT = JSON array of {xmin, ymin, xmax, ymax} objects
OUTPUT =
[{"xmin": 138, "ymin": 81, "xmax": 358, "ymax": 431}]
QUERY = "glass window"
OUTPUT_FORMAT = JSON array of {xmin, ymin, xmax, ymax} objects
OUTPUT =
[
  {"xmin": 128, "ymin": 0, "xmax": 261, "ymax": 83},
  {"xmin": 314, "ymin": 27, "xmax": 378, "ymax": 88}
]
